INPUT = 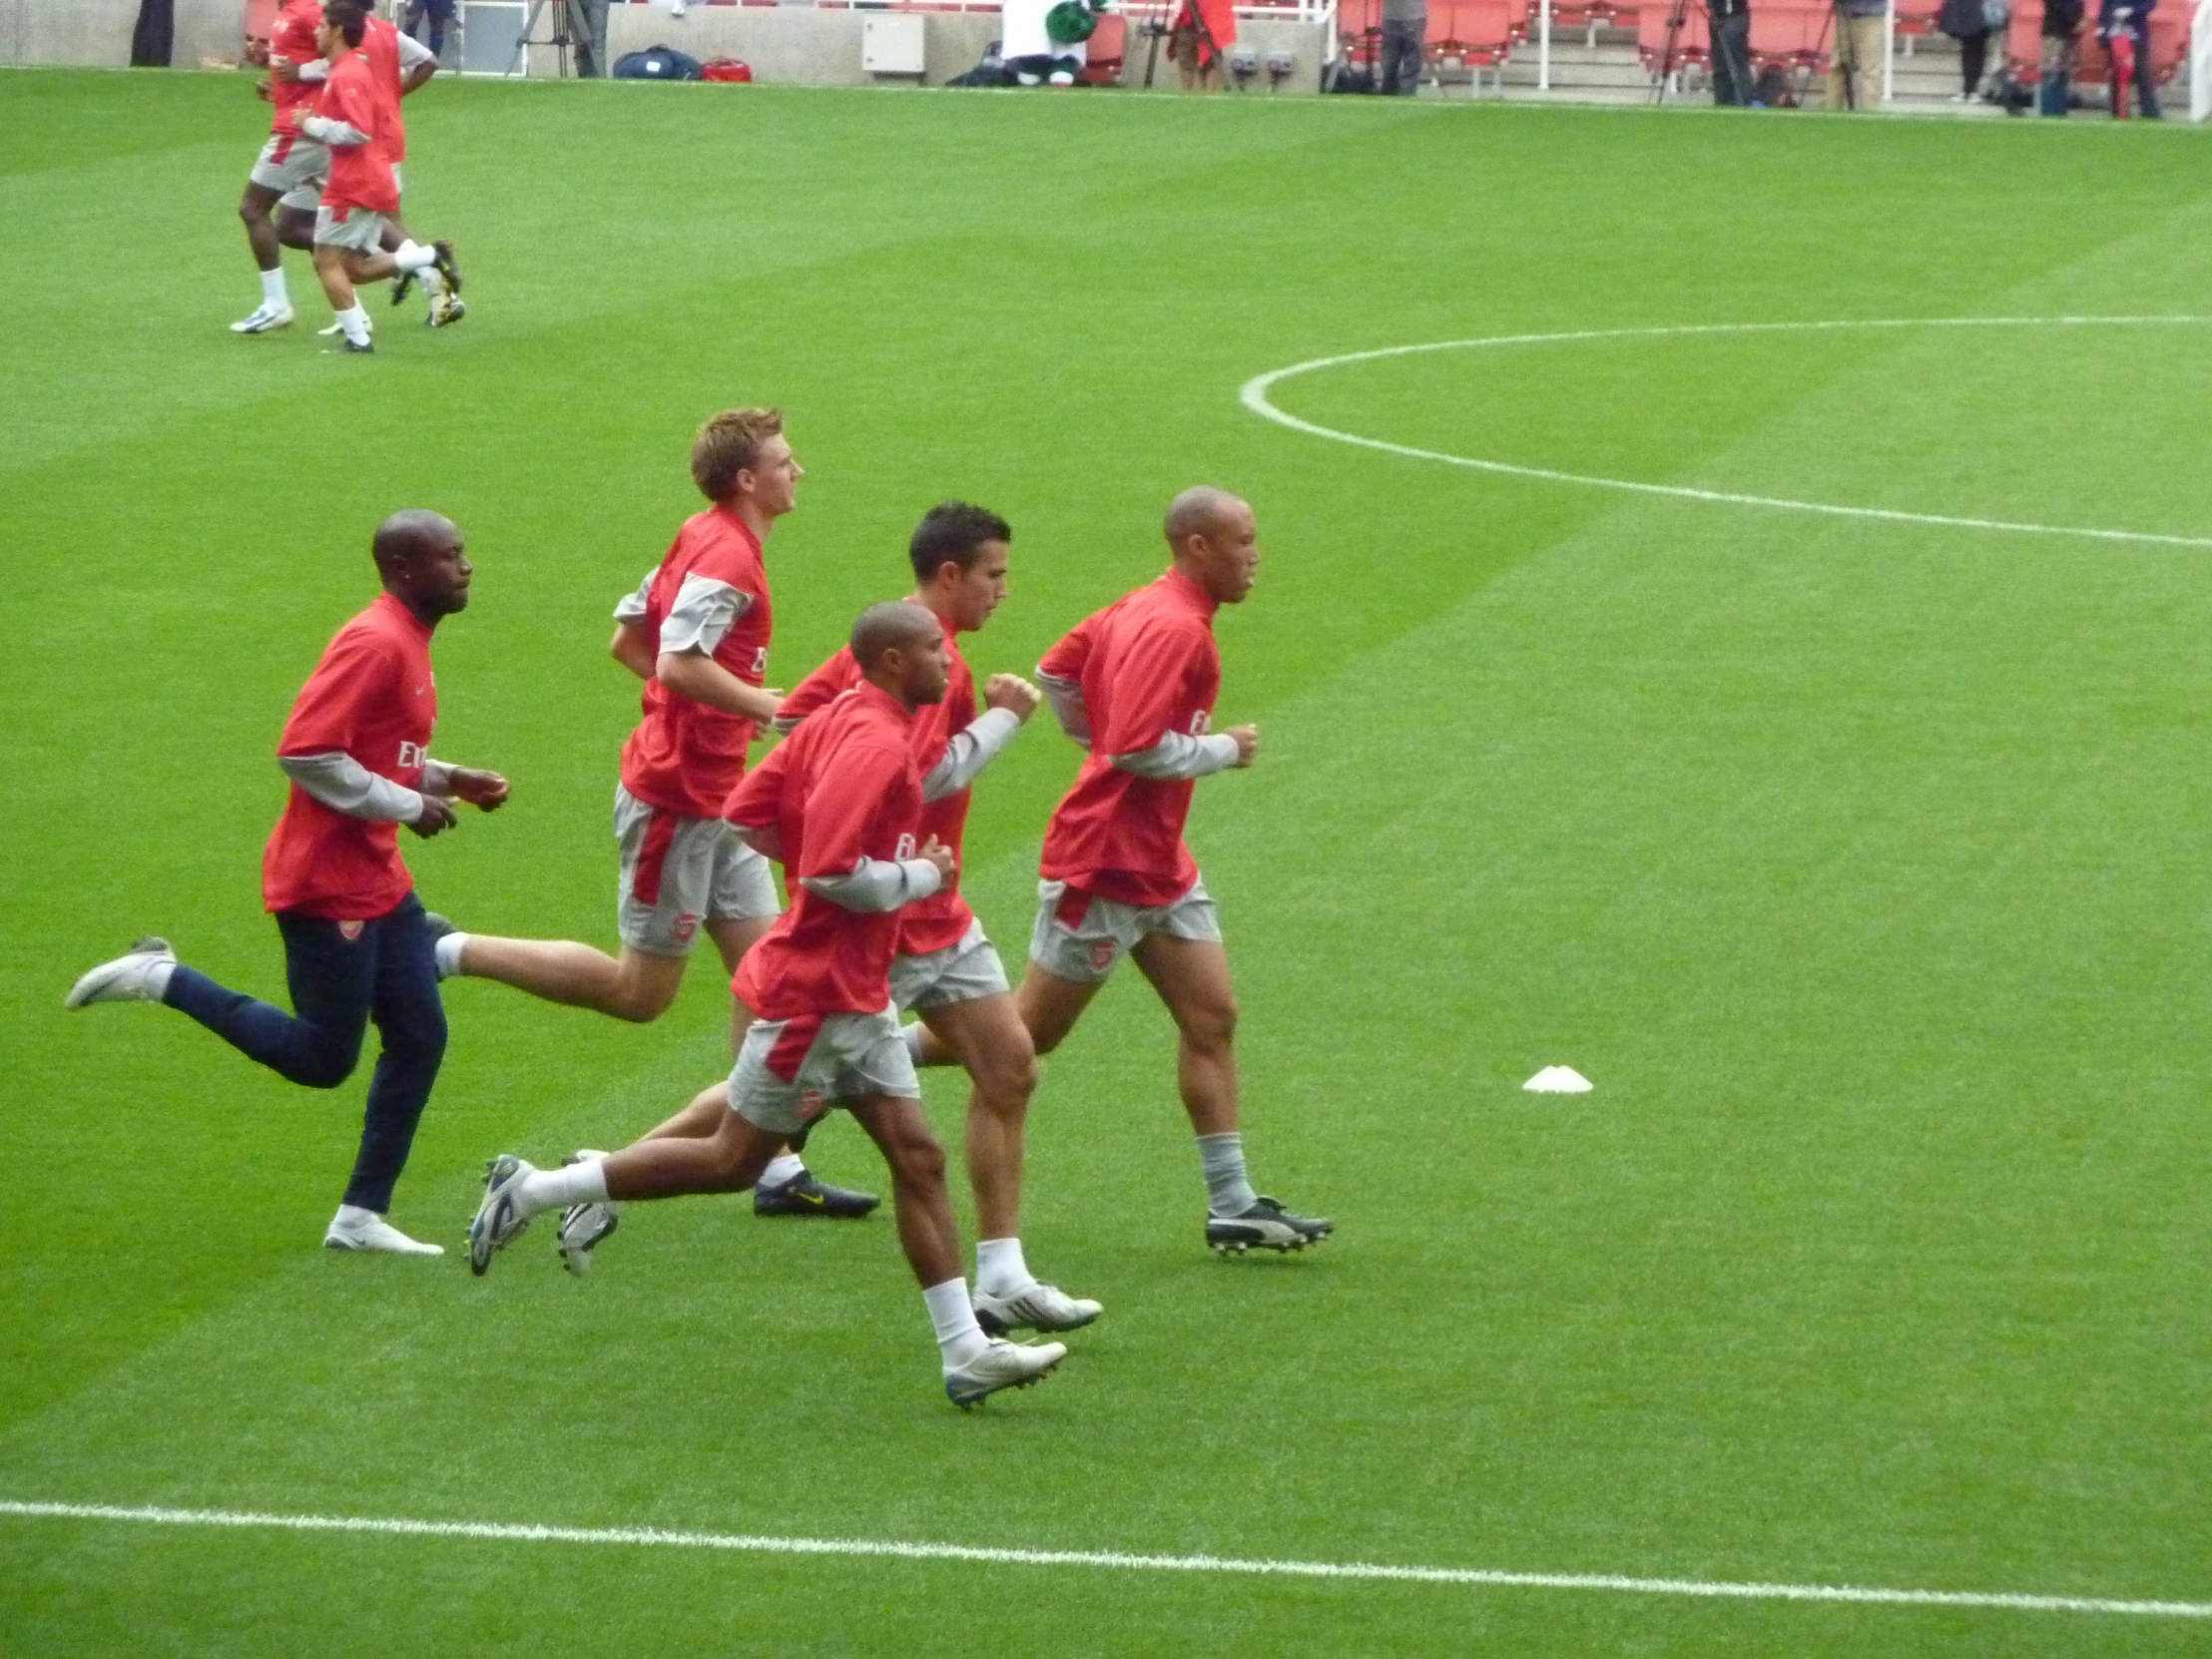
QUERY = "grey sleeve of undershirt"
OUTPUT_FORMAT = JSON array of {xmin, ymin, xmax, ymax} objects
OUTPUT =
[
  {"xmin": 298, "ymin": 115, "xmax": 369, "ymax": 146},
  {"xmin": 1112, "ymin": 731, "xmax": 1241, "ymax": 782},
  {"xmin": 921, "ymin": 707, "xmax": 1020, "ymax": 803},
  {"xmin": 280, "ymin": 752, "xmax": 426, "ymax": 822},
  {"xmin": 800, "ymin": 858, "xmax": 944, "ymax": 912},
  {"xmin": 1036, "ymin": 670, "xmax": 1090, "ymax": 747},
  {"xmin": 611, "ymin": 567, "xmax": 656, "ymax": 625}
]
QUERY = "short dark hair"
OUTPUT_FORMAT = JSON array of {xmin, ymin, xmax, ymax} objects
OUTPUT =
[
  {"xmin": 324, "ymin": 1, "xmax": 368, "ymax": 46},
  {"xmin": 908, "ymin": 501, "xmax": 1011, "ymax": 586}
]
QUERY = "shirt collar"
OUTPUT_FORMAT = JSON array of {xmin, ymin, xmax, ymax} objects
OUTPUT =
[
  {"xmin": 1160, "ymin": 565, "xmax": 1220, "ymax": 617},
  {"xmin": 373, "ymin": 589, "xmax": 433, "ymax": 642},
  {"xmin": 853, "ymin": 678, "xmax": 914, "ymax": 726}
]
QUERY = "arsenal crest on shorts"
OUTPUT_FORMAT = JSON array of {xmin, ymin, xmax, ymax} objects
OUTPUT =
[{"xmin": 797, "ymin": 1089, "xmax": 829, "ymax": 1124}]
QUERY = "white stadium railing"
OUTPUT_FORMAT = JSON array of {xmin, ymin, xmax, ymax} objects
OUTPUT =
[{"xmin": 2193, "ymin": 0, "xmax": 2211, "ymax": 121}]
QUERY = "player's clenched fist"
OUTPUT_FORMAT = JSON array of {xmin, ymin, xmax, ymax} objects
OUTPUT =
[
  {"xmin": 1226, "ymin": 725, "xmax": 1259, "ymax": 768},
  {"xmin": 447, "ymin": 768, "xmax": 511, "ymax": 811},
  {"xmin": 408, "ymin": 796, "xmax": 459, "ymax": 837},
  {"xmin": 919, "ymin": 834, "xmax": 957, "ymax": 884},
  {"xmin": 984, "ymin": 674, "xmax": 1042, "ymax": 722}
]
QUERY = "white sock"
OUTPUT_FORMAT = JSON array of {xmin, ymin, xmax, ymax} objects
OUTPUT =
[
  {"xmin": 433, "ymin": 931, "xmax": 469, "ymax": 977},
  {"xmin": 1197, "ymin": 1131, "xmax": 1258, "ymax": 1218},
  {"xmin": 517, "ymin": 1158, "xmax": 607, "ymax": 1217},
  {"xmin": 901, "ymin": 1022, "xmax": 927, "ymax": 1064},
  {"xmin": 332, "ymin": 1203, "xmax": 380, "ymax": 1230},
  {"xmin": 145, "ymin": 958, "xmax": 177, "ymax": 1000},
  {"xmin": 392, "ymin": 239, "xmax": 438, "ymax": 273},
  {"xmin": 261, "ymin": 268, "xmax": 288, "ymax": 308},
  {"xmin": 335, "ymin": 303, "xmax": 370, "ymax": 346},
  {"xmin": 974, "ymin": 1237, "xmax": 1030, "ymax": 1297},
  {"xmin": 924, "ymin": 1278, "xmax": 990, "ymax": 1368},
  {"xmin": 759, "ymin": 1152, "xmax": 807, "ymax": 1190}
]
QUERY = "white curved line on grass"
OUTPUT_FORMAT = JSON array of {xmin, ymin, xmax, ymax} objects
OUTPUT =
[
  {"xmin": 1239, "ymin": 317, "xmax": 2212, "ymax": 550},
  {"xmin": 2, "ymin": 1499, "xmax": 2207, "ymax": 1619}
]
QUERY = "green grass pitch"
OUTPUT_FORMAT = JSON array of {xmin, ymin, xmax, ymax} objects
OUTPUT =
[{"xmin": 3, "ymin": 66, "xmax": 2210, "ymax": 1656}]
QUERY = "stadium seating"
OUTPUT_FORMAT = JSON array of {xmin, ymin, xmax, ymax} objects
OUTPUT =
[
  {"xmin": 1081, "ymin": 10, "xmax": 1127, "ymax": 80},
  {"xmin": 1427, "ymin": 0, "xmax": 1523, "ymax": 91},
  {"xmin": 1637, "ymin": 0, "xmax": 1710, "ymax": 82},
  {"xmin": 1891, "ymin": 0, "xmax": 1941, "ymax": 53},
  {"xmin": 1746, "ymin": 0, "xmax": 1829, "ymax": 80},
  {"xmin": 1338, "ymin": 0, "xmax": 1384, "ymax": 70}
]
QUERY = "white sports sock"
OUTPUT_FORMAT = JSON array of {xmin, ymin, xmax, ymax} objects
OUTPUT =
[
  {"xmin": 759, "ymin": 1153, "xmax": 806, "ymax": 1190},
  {"xmin": 332, "ymin": 1203, "xmax": 380, "ymax": 1230},
  {"xmin": 1197, "ymin": 1131, "xmax": 1258, "ymax": 1218},
  {"xmin": 392, "ymin": 239, "xmax": 438, "ymax": 273},
  {"xmin": 433, "ymin": 931, "xmax": 469, "ymax": 977},
  {"xmin": 335, "ymin": 303, "xmax": 370, "ymax": 346},
  {"xmin": 146, "ymin": 958, "xmax": 177, "ymax": 1001},
  {"xmin": 261, "ymin": 268, "xmax": 288, "ymax": 308},
  {"xmin": 974, "ymin": 1237, "xmax": 1030, "ymax": 1298},
  {"xmin": 924, "ymin": 1278, "xmax": 989, "ymax": 1368},
  {"xmin": 518, "ymin": 1158, "xmax": 607, "ymax": 1216}
]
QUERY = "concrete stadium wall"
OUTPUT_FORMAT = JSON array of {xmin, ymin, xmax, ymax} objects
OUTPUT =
[
  {"xmin": 0, "ymin": 0, "xmax": 1328, "ymax": 92},
  {"xmin": 601, "ymin": 5, "xmax": 1326, "ymax": 90},
  {"xmin": 0, "ymin": 0, "xmax": 257, "ymax": 68}
]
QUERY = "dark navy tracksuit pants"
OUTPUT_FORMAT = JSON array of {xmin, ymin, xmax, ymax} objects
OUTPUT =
[{"xmin": 163, "ymin": 892, "xmax": 446, "ymax": 1214}]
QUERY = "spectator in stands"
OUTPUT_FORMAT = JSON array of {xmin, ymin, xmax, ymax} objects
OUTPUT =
[
  {"xmin": 2038, "ymin": 0, "xmax": 2081, "ymax": 112},
  {"xmin": 1381, "ymin": 0, "xmax": 1427, "ymax": 94},
  {"xmin": 2098, "ymin": 0, "xmax": 2161, "ymax": 115},
  {"xmin": 1168, "ymin": 0, "xmax": 1235, "ymax": 87},
  {"xmin": 1938, "ymin": 0, "xmax": 1994, "ymax": 98},
  {"xmin": 1709, "ymin": 0, "xmax": 1756, "ymax": 104},
  {"xmin": 1825, "ymin": 0, "xmax": 1885, "ymax": 108}
]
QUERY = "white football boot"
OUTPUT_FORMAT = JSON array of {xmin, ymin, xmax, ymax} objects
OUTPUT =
[
  {"xmin": 972, "ymin": 1281, "xmax": 1102, "ymax": 1336},
  {"xmin": 467, "ymin": 1155, "xmax": 538, "ymax": 1276},
  {"xmin": 64, "ymin": 937, "xmax": 176, "ymax": 1009},
  {"xmin": 943, "ymin": 1339, "xmax": 1068, "ymax": 1409},
  {"xmin": 231, "ymin": 303, "xmax": 295, "ymax": 335},
  {"xmin": 325, "ymin": 1206, "xmax": 444, "ymax": 1256},
  {"xmin": 556, "ymin": 1151, "xmax": 620, "ymax": 1276}
]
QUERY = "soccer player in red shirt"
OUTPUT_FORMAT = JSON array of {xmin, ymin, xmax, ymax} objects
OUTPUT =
[
  {"xmin": 233, "ymin": 0, "xmax": 328, "ymax": 335},
  {"xmin": 66, "ymin": 511, "xmax": 509, "ymax": 1256},
  {"xmin": 569, "ymin": 504, "xmax": 1100, "ymax": 1333},
  {"xmin": 467, "ymin": 604, "xmax": 1070, "ymax": 1409},
  {"xmin": 433, "ymin": 409, "xmax": 874, "ymax": 1219},
  {"xmin": 1024, "ymin": 487, "xmax": 1332, "ymax": 1254},
  {"xmin": 282, "ymin": 3, "xmax": 460, "ymax": 353},
  {"xmin": 273, "ymin": 1, "xmax": 458, "ymax": 335}
]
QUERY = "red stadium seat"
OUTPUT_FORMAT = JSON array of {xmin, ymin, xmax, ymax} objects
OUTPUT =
[
  {"xmin": 1427, "ymin": 0, "xmax": 1520, "ymax": 90},
  {"xmin": 1638, "ymin": 0, "xmax": 1710, "ymax": 78},
  {"xmin": 1339, "ymin": 0, "xmax": 1384, "ymax": 69},
  {"xmin": 1746, "ymin": 0, "xmax": 1828, "ymax": 73},
  {"xmin": 1080, "ymin": 11, "xmax": 1127, "ymax": 81},
  {"xmin": 2005, "ymin": 0, "xmax": 2044, "ymax": 80}
]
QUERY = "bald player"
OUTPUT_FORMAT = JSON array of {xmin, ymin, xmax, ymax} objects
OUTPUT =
[
  {"xmin": 1019, "ymin": 487, "xmax": 1332, "ymax": 1255},
  {"xmin": 66, "ymin": 511, "xmax": 509, "ymax": 1256},
  {"xmin": 466, "ymin": 603, "xmax": 1070, "ymax": 1409}
]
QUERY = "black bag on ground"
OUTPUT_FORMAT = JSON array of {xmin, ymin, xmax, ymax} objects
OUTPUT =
[
  {"xmin": 613, "ymin": 44, "xmax": 705, "ymax": 80},
  {"xmin": 946, "ymin": 38, "xmax": 1014, "ymax": 85}
]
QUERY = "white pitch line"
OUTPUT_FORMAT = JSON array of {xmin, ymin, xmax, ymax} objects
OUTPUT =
[
  {"xmin": 3, "ymin": 1499, "xmax": 2207, "ymax": 1620},
  {"xmin": 1239, "ymin": 317, "xmax": 2212, "ymax": 551}
]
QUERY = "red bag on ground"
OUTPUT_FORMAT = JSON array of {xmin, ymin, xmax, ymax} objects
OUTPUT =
[{"xmin": 702, "ymin": 57, "xmax": 754, "ymax": 81}]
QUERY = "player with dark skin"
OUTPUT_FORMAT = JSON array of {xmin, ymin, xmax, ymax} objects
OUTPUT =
[
  {"xmin": 264, "ymin": 46, "xmax": 438, "ymax": 276},
  {"xmin": 477, "ymin": 608, "xmax": 965, "ymax": 1281},
  {"xmin": 376, "ymin": 510, "xmax": 510, "ymax": 830},
  {"xmin": 934, "ymin": 488, "xmax": 1258, "ymax": 1133}
]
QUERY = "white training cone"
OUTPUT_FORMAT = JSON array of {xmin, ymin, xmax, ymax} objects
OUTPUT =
[{"xmin": 1523, "ymin": 1065, "xmax": 1592, "ymax": 1094}]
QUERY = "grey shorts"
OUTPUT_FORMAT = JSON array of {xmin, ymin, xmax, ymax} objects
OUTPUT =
[
  {"xmin": 250, "ymin": 132, "xmax": 328, "ymax": 200},
  {"xmin": 889, "ymin": 918, "xmax": 1011, "ymax": 1012},
  {"xmin": 615, "ymin": 783, "xmax": 781, "ymax": 958},
  {"xmin": 730, "ymin": 1003, "xmax": 918, "ymax": 1138},
  {"xmin": 314, "ymin": 204, "xmax": 389, "ymax": 253},
  {"xmin": 1027, "ymin": 875, "xmax": 1223, "ymax": 984}
]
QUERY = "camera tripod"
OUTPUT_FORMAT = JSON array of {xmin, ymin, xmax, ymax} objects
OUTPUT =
[{"xmin": 509, "ymin": 0, "xmax": 598, "ymax": 78}]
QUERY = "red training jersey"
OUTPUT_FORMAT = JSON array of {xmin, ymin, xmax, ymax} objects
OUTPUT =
[
  {"xmin": 618, "ymin": 506, "xmax": 775, "ymax": 819},
  {"xmin": 262, "ymin": 591, "xmax": 437, "ymax": 920},
  {"xmin": 732, "ymin": 683, "xmax": 926, "ymax": 1021},
  {"xmin": 774, "ymin": 615, "xmax": 979, "ymax": 956},
  {"xmin": 361, "ymin": 14, "xmax": 409, "ymax": 165},
  {"xmin": 266, "ymin": 0, "xmax": 324, "ymax": 139},
  {"xmin": 298, "ymin": 49, "xmax": 397, "ymax": 215},
  {"xmin": 1037, "ymin": 567, "xmax": 1223, "ymax": 908}
]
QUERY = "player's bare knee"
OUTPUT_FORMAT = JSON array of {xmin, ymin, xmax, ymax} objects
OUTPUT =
[
  {"xmin": 887, "ymin": 1120, "xmax": 947, "ymax": 1188},
  {"xmin": 976, "ymin": 1049, "xmax": 1038, "ymax": 1109},
  {"xmin": 1179, "ymin": 996, "xmax": 1238, "ymax": 1051}
]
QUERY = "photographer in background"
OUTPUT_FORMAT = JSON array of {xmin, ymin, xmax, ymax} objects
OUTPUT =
[
  {"xmin": 1710, "ymin": 0, "xmax": 1756, "ymax": 104},
  {"xmin": 1825, "ymin": 0, "xmax": 1885, "ymax": 108},
  {"xmin": 1380, "ymin": 0, "xmax": 1427, "ymax": 94},
  {"xmin": 2037, "ymin": 0, "xmax": 2080, "ymax": 112},
  {"xmin": 1938, "ymin": 0, "xmax": 1996, "ymax": 98}
]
